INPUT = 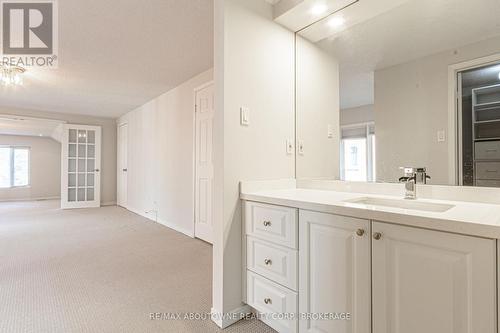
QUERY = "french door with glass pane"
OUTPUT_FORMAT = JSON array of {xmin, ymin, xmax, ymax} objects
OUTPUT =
[{"xmin": 61, "ymin": 125, "xmax": 101, "ymax": 209}]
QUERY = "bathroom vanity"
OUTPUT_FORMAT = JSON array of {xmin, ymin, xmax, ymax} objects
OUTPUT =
[
  {"xmin": 241, "ymin": 180, "xmax": 500, "ymax": 333},
  {"xmin": 237, "ymin": 0, "xmax": 500, "ymax": 331}
]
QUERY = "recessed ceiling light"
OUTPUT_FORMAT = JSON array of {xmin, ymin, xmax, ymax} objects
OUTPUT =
[
  {"xmin": 498, "ymin": 72, "xmax": 500, "ymax": 80},
  {"xmin": 311, "ymin": 4, "xmax": 328, "ymax": 15},
  {"xmin": 328, "ymin": 16, "xmax": 346, "ymax": 28}
]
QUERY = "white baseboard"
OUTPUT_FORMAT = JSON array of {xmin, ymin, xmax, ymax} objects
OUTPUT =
[
  {"xmin": 126, "ymin": 206, "xmax": 194, "ymax": 238},
  {"xmin": 211, "ymin": 305, "xmax": 252, "ymax": 329},
  {"xmin": 0, "ymin": 196, "xmax": 60, "ymax": 203},
  {"xmin": 101, "ymin": 201, "xmax": 116, "ymax": 207}
]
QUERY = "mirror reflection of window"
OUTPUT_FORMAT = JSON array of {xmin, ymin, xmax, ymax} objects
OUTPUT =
[{"xmin": 340, "ymin": 123, "xmax": 375, "ymax": 182}]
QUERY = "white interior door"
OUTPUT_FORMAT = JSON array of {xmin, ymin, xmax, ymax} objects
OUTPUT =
[
  {"xmin": 61, "ymin": 124, "xmax": 101, "ymax": 209},
  {"xmin": 117, "ymin": 123, "xmax": 128, "ymax": 208},
  {"xmin": 195, "ymin": 83, "xmax": 214, "ymax": 243}
]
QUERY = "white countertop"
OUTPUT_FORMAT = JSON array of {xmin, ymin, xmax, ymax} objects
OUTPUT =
[{"xmin": 241, "ymin": 188, "xmax": 500, "ymax": 239}]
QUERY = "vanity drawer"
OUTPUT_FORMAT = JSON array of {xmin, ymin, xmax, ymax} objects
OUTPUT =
[
  {"xmin": 475, "ymin": 179, "xmax": 500, "ymax": 187},
  {"xmin": 475, "ymin": 141, "xmax": 500, "ymax": 160},
  {"xmin": 245, "ymin": 201, "xmax": 298, "ymax": 249},
  {"xmin": 247, "ymin": 236, "xmax": 297, "ymax": 290},
  {"xmin": 475, "ymin": 162, "xmax": 500, "ymax": 180},
  {"xmin": 247, "ymin": 271, "xmax": 298, "ymax": 333}
]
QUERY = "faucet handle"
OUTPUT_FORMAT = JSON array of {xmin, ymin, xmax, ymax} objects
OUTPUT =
[{"xmin": 399, "ymin": 175, "xmax": 416, "ymax": 183}]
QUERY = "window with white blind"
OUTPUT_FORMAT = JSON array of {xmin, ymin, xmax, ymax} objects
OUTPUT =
[
  {"xmin": 340, "ymin": 123, "xmax": 376, "ymax": 182},
  {"xmin": 0, "ymin": 147, "xmax": 30, "ymax": 188}
]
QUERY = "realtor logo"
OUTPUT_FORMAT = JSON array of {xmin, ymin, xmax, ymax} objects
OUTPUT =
[{"xmin": 0, "ymin": 0, "xmax": 58, "ymax": 67}]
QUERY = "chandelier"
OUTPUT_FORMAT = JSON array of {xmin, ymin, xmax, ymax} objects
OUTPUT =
[{"xmin": 0, "ymin": 64, "xmax": 25, "ymax": 86}]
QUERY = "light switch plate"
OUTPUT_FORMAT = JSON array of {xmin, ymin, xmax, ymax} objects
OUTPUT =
[
  {"xmin": 298, "ymin": 140, "xmax": 304, "ymax": 155},
  {"xmin": 286, "ymin": 139, "xmax": 294, "ymax": 155},
  {"xmin": 437, "ymin": 130, "xmax": 446, "ymax": 142},
  {"xmin": 327, "ymin": 124, "xmax": 334, "ymax": 139},
  {"xmin": 240, "ymin": 107, "xmax": 250, "ymax": 126}
]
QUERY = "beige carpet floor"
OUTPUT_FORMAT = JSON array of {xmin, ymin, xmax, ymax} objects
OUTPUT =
[{"xmin": 0, "ymin": 200, "xmax": 275, "ymax": 333}]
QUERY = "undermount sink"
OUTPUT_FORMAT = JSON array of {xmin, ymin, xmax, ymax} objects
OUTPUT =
[{"xmin": 344, "ymin": 197, "xmax": 455, "ymax": 213}]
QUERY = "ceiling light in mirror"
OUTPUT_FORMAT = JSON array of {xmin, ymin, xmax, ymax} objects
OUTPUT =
[
  {"xmin": 311, "ymin": 4, "xmax": 328, "ymax": 15},
  {"xmin": 328, "ymin": 16, "xmax": 345, "ymax": 28}
]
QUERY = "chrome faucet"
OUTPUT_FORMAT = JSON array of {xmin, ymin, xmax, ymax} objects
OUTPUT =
[{"xmin": 399, "ymin": 167, "xmax": 431, "ymax": 200}]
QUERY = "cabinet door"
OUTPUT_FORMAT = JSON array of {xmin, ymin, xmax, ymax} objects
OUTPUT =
[
  {"xmin": 372, "ymin": 222, "xmax": 496, "ymax": 333},
  {"xmin": 299, "ymin": 210, "xmax": 371, "ymax": 333}
]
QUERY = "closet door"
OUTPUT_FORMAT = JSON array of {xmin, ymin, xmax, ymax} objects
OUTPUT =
[{"xmin": 117, "ymin": 123, "xmax": 128, "ymax": 208}]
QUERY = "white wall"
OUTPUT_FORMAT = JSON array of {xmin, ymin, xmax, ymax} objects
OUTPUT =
[
  {"xmin": 0, "ymin": 107, "xmax": 117, "ymax": 204},
  {"xmin": 118, "ymin": 69, "xmax": 213, "ymax": 237},
  {"xmin": 212, "ymin": 0, "xmax": 295, "ymax": 323},
  {"xmin": 0, "ymin": 134, "xmax": 60, "ymax": 201},
  {"xmin": 296, "ymin": 35, "xmax": 340, "ymax": 179},
  {"xmin": 340, "ymin": 104, "xmax": 374, "ymax": 126},
  {"xmin": 375, "ymin": 35, "xmax": 500, "ymax": 185}
]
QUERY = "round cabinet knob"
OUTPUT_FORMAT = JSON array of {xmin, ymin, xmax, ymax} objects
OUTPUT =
[
  {"xmin": 264, "ymin": 298, "xmax": 272, "ymax": 305},
  {"xmin": 356, "ymin": 229, "xmax": 365, "ymax": 237},
  {"xmin": 263, "ymin": 221, "xmax": 272, "ymax": 227},
  {"xmin": 373, "ymin": 232, "xmax": 382, "ymax": 240},
  {"xmin": 264, "ymin": 259, "xmax": 272, "ymax": 265}
]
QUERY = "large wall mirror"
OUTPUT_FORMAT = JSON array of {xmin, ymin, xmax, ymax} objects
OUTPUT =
[{"xmin": 296, "ymin": 0, "xmax": 500, "ymax": 187}]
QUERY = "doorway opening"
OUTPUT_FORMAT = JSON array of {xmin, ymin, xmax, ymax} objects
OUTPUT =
[{"xmin": 458, "ymin": 62, "xmax": 500, "ymax": 187}]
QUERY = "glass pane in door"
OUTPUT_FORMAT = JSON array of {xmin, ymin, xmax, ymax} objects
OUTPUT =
[
  {"xmin": 87, "ymin": 188, "xmax": 94, "ymax": 201},
  {"xmin": 68, "ymin": 174, "xmax": 76, "ymax": 187},
  {"xmin": 78, "ymin": 130, "xmax": 87, "ymax": 143},
  {"xmin": 77, "ymin": 188, "xmax": 86, "ymax": 201},
  {"xmin": 69, "ymin": 159, "xmax": 76, "ymax": 173},
  {"xmin": 68, "ymin": 188, "xmax": 76, "ymax": 202},
  {"xmin": 78, "ymin": 173, "xmax": 86, "ymax": 186},
  {"xmin": 69, "ymin": 144, "xmax": 77, "ymax": 158},
  {"xmin": 87, "ymin": 145, "xmax": 95, "ymax": 158},
  {"xmin": 88, "ymin": 131, "xmax": 95, "ymax": 144},
  {"xmin": 87, "ymin": 173, "xmax": 94, "ymax": 187},
  {"xmin": 87, "ymin": 159, "xmax": 95, "ymax": 172},
  {"xmin": 78, "ymin": 145, "xmax": 86, "ymax": 158},
  {"xmin": 69, "ymin": 129, "xmax": 77, "ymax": 143}
]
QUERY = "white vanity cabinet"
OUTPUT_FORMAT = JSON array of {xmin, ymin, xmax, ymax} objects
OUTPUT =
[
  {"xmin": 299, "ymin": 210, "xmax": 371, "ymax": 333},
  {"xmin": 243, "ymin": 200, "xmax": 498, "ymax": 333},
  {"xmin": 372, "ymin": 221, "xmax": 497, "ymax": 333}
]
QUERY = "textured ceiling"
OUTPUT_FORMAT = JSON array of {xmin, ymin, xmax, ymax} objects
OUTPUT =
[
  {"xmin": 0, "ymin": 0, "xmax": 213, "ymax": 118},
  {"xmin": 303, "ymin": 0, "xmax": 500, "ymax": 109}
]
